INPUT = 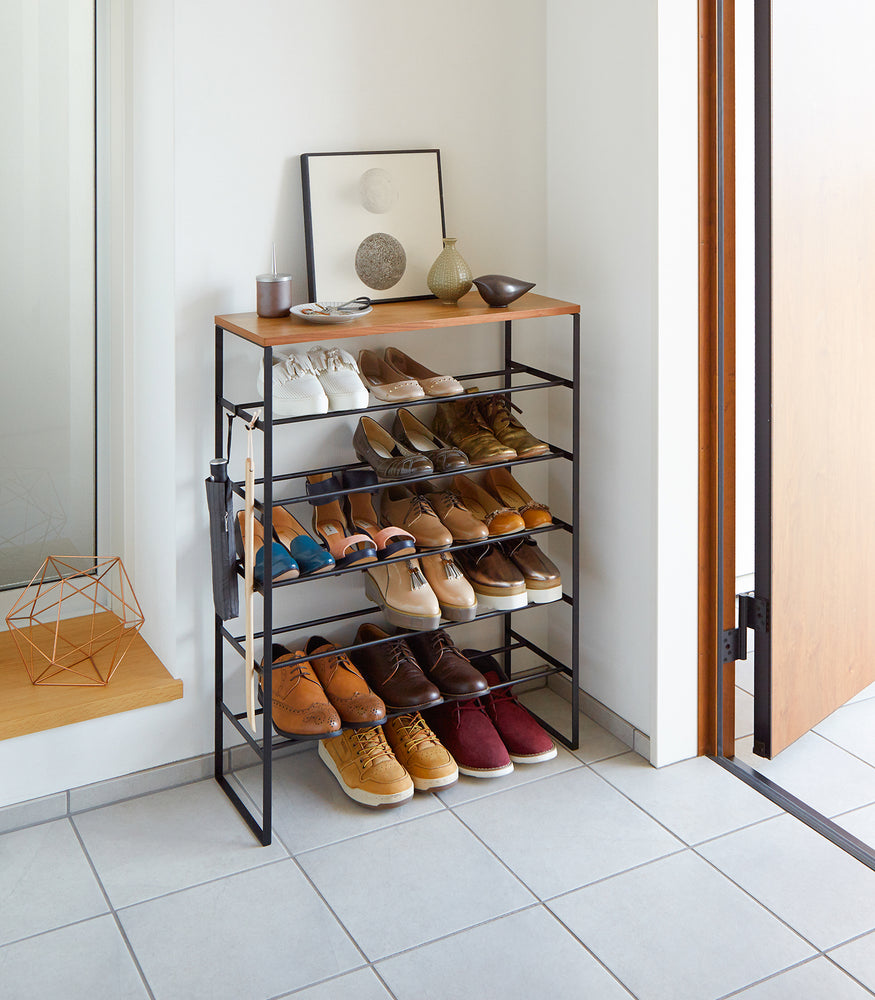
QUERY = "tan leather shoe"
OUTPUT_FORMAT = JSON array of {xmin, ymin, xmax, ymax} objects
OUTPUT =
[
  {"xmin": 454, "ymin": 544, "xmax": 528, "ymax": 612},
  {"xmin": 433, "ymin": 392, "xmax": 516, "ymax": 465},
  {"xmin": 259, "ymin": 645, "xmax": 342, "ymax": 738},
  {"xmin": 364, "ymin": 559, "xmax": 441, "ymax": 631},
  {"xmin": 381, "ymin": 485, "xmax": 453, "ymax": 549},
  {"xmin": 419, "ymin": 551, "xmax": 477, "ymax": 621},
  {"xmin": 417, "ymin": 485, "xmax": 490, "ymax": 542},
  {"xmin": 482, "ymin": 467, "xmax": 552, "ymax": 529},
  {"xmin": 304, "ymin": 636, "xmax": 386, "ymax": 726},
  {"xmin": 383, "ymin": 713, "xmax": 458, "ymax": 791},
  {"xmin": 318, "ymin": 727, "xmax": 414, "ymax": 807},
  {"xmin": 383, "ymin": 347, "xmax": 464, "ymax": 397},
  {"xmin": 452, "ymin": 475, "xmax": 526, "ymax": 536},
  {"xmin": 358, "ymin": 349, "xmax": 425, "ymax": 403},
  {"xmin": 477, "ymin": 394, "xmax": 548, "ymax": 458}
]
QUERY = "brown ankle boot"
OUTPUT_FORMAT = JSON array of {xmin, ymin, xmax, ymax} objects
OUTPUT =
[
  {"xmin": 477, "ymin": 394, "xmax": 548, "ymax": 459},
  {"xmin": 432, "ymin": 392, "xmax": 516, "ymax": 465}
]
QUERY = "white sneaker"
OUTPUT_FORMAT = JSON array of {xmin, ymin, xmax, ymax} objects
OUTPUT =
[
  {"xmin": 256, "ymin": 352, "xmax": 328, "ymax": 417},
  {"xmin": 305, "ymin": 345, "xmax": 369, "ymax": 411}
]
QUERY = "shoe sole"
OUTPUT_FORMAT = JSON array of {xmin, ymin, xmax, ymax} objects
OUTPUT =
[
  {"xmin": 456, "ymin": 761, "xmax": 515, "ymax": 778},
  {"xmin": 317, "ymin": 741, "xmax": 414, "ymax": 807},
  {"xmin": 364, "ymin": 573, "xmax": 442, "ymax": 631},
  {"xmin": 410, "ymin": 770, "xmax": 459, "ymax": 791},
  {"xmin": 509, "ymin": 745, "xmax": 558, "ymax": 764},
  {"xmin": 256, "ymin": 688, "xmax": 343, "ymax": 741},
  {"xmin": 527, "ymin": 583, "xmax": 563, "ymax": 604},
  {"xmin": 474, "ymin": 589, "xmax": 529, "ymax": 612},
  {"xmin": 325, "ymin": 390, "xmax": 369, "ymax": 411},
  {"xmin": 437, "ymin": 601, "xmax": 478, "ymax": 622}
]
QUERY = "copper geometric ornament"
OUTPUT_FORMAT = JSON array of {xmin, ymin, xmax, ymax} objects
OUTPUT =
[{"xmin": 4, "ymin": 556, "xmax": 145, "ymax": 686}]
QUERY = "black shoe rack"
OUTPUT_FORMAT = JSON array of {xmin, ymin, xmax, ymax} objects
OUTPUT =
[{"xmin": 213, "ymin": 295, "xmax": 581, "ymax": 845}]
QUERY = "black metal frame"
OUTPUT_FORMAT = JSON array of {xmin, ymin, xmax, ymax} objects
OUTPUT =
[
  {"xmin": 214, "ymin": 313, "xmax": 581, "ymax": 845},
  {"xmin": 710, "ymin": 0, "xmax": 875, "ymax": 873}
]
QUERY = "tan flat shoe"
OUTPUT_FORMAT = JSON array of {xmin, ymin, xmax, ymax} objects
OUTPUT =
[
  {"xmin": 383, "ymin": 347, "xmax": 464, "ymax": 397},
  {"xmin": 451, "ymin": 475, "xmax": 526, "ymax": 536},
  {"xmin": 419, "ymin": 551, "xmax": 477, "ymax": 621},
  {"xmin": 358, "ymin": 349, "xmax": 425, "ymax": 403},
  {"xmin": 364, "ymin": 559, "xmax": 441, "ymax": 631},
  {"xmin": 482, "ymin": 467, "xmax": 552, "ymax": 529}
]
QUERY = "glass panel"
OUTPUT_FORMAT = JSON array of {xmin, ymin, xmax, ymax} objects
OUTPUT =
[{"xmin": 0, "ymin": 1, "xmax": 96, "ymax": 590}]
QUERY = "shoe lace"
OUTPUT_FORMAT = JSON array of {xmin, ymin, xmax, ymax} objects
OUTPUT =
[
  {"xmin": 349, "ymin": 727, "xmax": 392, "ymax": 766},
  {"xmin": 424, "ymin": 629, "xmax": 454, "ymax": 664},
  {"xmin": 405, "ymin": 493, "xmax": 438, "ymax": 526},
  {"xmin": 393, "ymin": 712, "xmax": 438, "ymax": 750}
]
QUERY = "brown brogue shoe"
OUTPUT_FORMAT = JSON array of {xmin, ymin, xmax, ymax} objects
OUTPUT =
[{"xmin": 304, "ymin": 636, "xmax": 386, "ymax": 726}]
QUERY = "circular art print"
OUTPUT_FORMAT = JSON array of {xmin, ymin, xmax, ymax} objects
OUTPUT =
[
  {"xmin": 359, "ymin": 168, "xmax": 399, "ymax": 214},
  {"xmin": 354, "ymin": 233, "xmax": 407, "ymax": 290}
]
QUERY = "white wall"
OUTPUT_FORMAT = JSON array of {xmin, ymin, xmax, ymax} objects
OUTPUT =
[{"xmin": 546, "ymin": 0, "xmax": 699, "ymax": 763}]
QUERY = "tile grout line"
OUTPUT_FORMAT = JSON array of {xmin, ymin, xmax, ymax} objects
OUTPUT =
[
  {"xmin": 822, "ymin": 952, "xmax": 875, "ymax": 999},
  {"xmin": 690, "ymin": 811, "xmax": 785, "ymax": 850},
  {"xmin": 713, "ymin": 954, "xmax": 827, "ymax": 1000},
  {"xmin": 808, "ymin": 727, "xmax": 875, "ymax": 778},
  {"xmin": 541, "ymin": 903, "xmax": 641, "ymax": 1000},
  {"xmin": 67, "ymin": 816, "xmax": 158, "ymax": 1000},
  {"xmin": 540, "ymin": 846, "xmax": 690, "ymax": 905}
]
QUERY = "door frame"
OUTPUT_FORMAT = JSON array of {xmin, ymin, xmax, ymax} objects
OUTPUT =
[{"xmin": 698, "ymin": 0, "xmax": 875, "ymax": 871}]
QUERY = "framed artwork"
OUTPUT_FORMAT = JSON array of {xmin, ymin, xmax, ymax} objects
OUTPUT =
[{"xmin": 301, "ymin": 149, "xmax": 446, "ymax": 303}]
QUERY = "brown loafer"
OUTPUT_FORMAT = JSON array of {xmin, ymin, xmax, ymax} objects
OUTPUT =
[
  {"xmin": 416, "ymin": 485, "xmax": 490, "ymax": 542},
  {"xmin": 500, "ymin": 538, "xmax": 563, "ymax": 604},
  {"xmin": 392, "ymin": 408, "xmax": 469, "ymax": 473},
  {"xmin": 381, "ymin": 485, "xmax": 453, "ymax": 549},
  {"xmin": 259, "ymin": 645, "xmax": 342, "ymax": 738},
  {"xmin": 351, "ymin": 623, "xmax": 442, "ymax": 712},
  {"xmin": 482, "ymin": 467, "xmax": 552, "ymax": 529},
  {"xmin": 383, "ymin": 347, "xmax": 464, "ymax": 397},
  {"xmin": 353, "ymin": 416, "xmax": 434, "ymax": 480},
  {"xmin": 304, "ymin": 636, "xmax": 387, "ymax": 726},
  {"xmin": 358, "ymin": 349, "xmax": 425, "ymax": 403},
  {"xmin": 433, "ymin": 392, "xmax": 516, "ymax": 465},
  {"xmin": 407, "ymin": 629, "xmax": 488, "ymax": 700},
  {"xmin": 452, "ymin": 474, "xmax": 527, "ymax": 536},
  {"xmin": 454, "ymin": 544, "xmax": 528, "ymax": 612},
  {"xmin": 477, "ymin": 394, "xmax": 548, "ymax": 459}
]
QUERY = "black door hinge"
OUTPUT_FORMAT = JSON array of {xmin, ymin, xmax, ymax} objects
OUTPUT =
[{"xmin": 721, "ymin": 593, "xmax": 769, "ymax": 663}]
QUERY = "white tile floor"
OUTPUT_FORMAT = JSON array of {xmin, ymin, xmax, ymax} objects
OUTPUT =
[{"xmin": 4, "ymin": 691, "xmax": 875, "ymax": 1000}]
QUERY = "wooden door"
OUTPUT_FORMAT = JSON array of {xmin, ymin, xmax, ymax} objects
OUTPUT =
[{"xmin": 755, "ymin": 0, "xmax": 875, "ymax": 757}]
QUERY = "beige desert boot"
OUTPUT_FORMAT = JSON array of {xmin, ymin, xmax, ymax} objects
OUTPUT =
[
  {"xmin": 318, "ymin": 727, "xmax": 413, "ymax": 807},
  {"xmin": 383, "ymin": 712, "xmax": 459, "ymax": 791}
]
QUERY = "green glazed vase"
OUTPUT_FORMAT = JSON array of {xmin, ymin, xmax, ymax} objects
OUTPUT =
[{"xmin": 427, "ymin": 237, "xmax": 473, "ymax": 305}]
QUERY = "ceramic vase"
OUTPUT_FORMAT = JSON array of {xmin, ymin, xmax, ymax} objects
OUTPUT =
[{"xmin": 427, "ymin": 237, "xmax": 473, "ymax": 305}]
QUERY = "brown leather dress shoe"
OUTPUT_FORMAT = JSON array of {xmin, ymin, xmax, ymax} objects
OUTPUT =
[
  {"xmin": 304, "ymin": 636, "xmax": 386, "ymax": 726},
  {"xmin": 353, "ymin": 416, "xmax": 434, "ymax": 480},
  {"xmin": 351, "ymin": 623, "xmax": 442, "ymax": 711},
  {"xmin": 454, "ymin": 544, "xmax": 528, "ymax": 612},
  {"xmin": 381, "ymin": 485, "xmax": 453, "ymax": 549},
  {"xmin": 259, "ymin": 645, "xmax": 342, "ymax": 738},
  {"xmin": 433, "ymin": 393, "xmax": 516, "ymax": 465},
  {"xmin": 407, "ymin": 629, "xmax": 488, "ymax": 699},
  {"xmin": 417, "ymin": 485, "xmax": 490, "ymax": 541}
]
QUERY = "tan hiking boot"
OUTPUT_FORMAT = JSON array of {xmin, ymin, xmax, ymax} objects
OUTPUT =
[
  {"xmin": 433, "ymin": 392, "xmax": 516, "ymax": 465},
  {"xmin": 477, "ymin": 394, "xmax": 548, "ymax": 458},
  {"xmin": 383, "ymin": 713, "xmax": 459, "ymax": 791},
  {"xmin": 318, "ymin": 727, "xmax": 413, "ymax": 807}
]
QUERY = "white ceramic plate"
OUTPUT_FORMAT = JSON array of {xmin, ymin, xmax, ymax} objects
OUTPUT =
[{"xmin": 291, "ymin": 302, "xmax": 373, "ymax": 325}]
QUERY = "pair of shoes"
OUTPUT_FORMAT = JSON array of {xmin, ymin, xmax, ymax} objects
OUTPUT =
[
  {"xmin": 424, "ymin": 651, "xmax": 556, "ymax": 777},
  {"xmin": 259, "ymin": 637, "xmax": 385, "ymax": 738},
  {"xmin": 270, "ymin": 506, "xmax": 335, "ymax": 575},
  {"xmin": 306, "ymin": 473, "xmax": 378, "ymax": 568},
  {"xmin": 342, "ymin": 468, "xmax": 417, "ymax": 559},
  {"xmin": 454, "ymin": 539, "xmax": 562, "ymax": 609},
  {"xmin": 352, "ymin": 415, "xmax": 464, "ymax": 481},
  {"xmin": 235, "ymin": 511, "xmax": 304, "ymax": 585},
  {"xmin": 359, "ymin": 347, "xmax": 464, "ymax": 402},
  {"xmin": 351, "ymin": 624, "xmax": 487, "ymax": 706},
  {"xmin": 380, "ymin": 487, "xmax": 452, "ymax": 550},
  {"xmin": 318, "ymin": 712, "xmax": 457, "ymax": 806},
  {"xmin": 434, "ymin": 391, "xmax": 548, "ymax": 465},
  {"xmin": 364, "ymin": 551, "xmax": 477, "ymax": 627},
  {"xmin": 449, "ymin": 470, "xmax": 551, "ymax": 536},
  {"xmin": 257, "ymin": 346, "xmax": 368, "ymax": 415}
]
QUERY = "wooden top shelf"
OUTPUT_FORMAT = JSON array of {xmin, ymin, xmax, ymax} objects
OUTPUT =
[
  {"xmin": 0, "ymin": 615, "xmax": 183, "ymax": 741},
  {"xmin": 215, "ymin": 291, "xmax": 580, "ymax": 347}
]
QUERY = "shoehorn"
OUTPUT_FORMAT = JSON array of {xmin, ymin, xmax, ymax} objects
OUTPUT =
[{"xmin": 243, "ymin": 412, "xmax": 259, "ymax": 732}]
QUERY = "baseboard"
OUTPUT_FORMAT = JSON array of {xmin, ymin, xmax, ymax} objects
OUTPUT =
[{"xmin": 547, "ymin": 674, "xmax": 651, "ymax": 762}]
